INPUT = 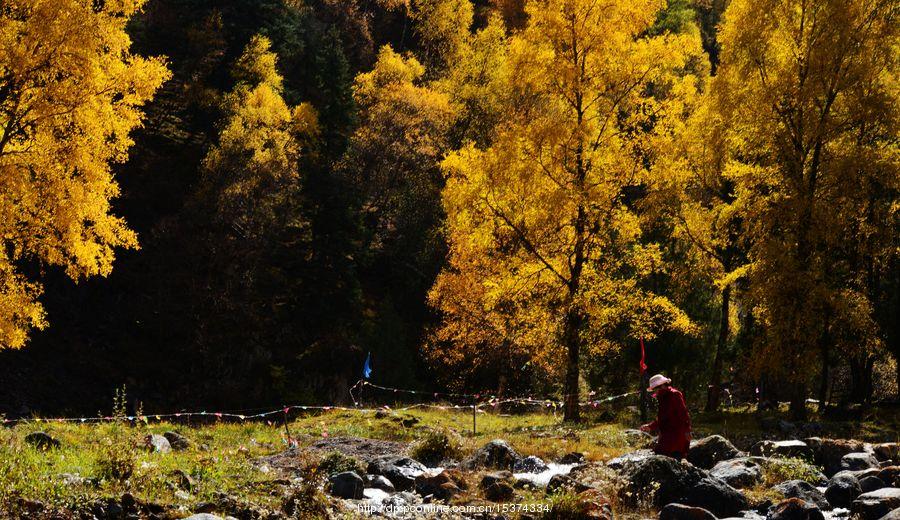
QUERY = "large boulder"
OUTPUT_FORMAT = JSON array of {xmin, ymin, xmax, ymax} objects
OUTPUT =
[
  {"xmin": 804, "ymin": 438, "xmax": 868, "ymax": 476},
  {"xmin": 874, "ymin": 444, "xmax": 900, "ymax": 463},
  {"xmin": 841, "ymin": 452, "xmax": 880, "ymax": 472},
  {"xmin": 547, "ymin": 474, "xmax": 593, "ymax": 495},
  {"xmin": 767, "ymin": 498, "xmax": 825, "ymax": 520},
  {"xmin": 24, "ymin": 432, "xmax": 61, "ymax": 450},
  {"xmin": 861, "ymin": 476, "xmax": 887, "ymax": 493},
  {"xmin": 618, "ymin": 454, "xmax": 746, "ymax": 517},
  {"xmin": 415, "ymin": 469, "xmax": 466, "ymax": 501},
  {"xmin": 773, "ymin": 480, "xmax": 830, "ymax": 510},
  {"xmin": 462, "ymin": 439, "xmax": 521, "ymax": 470},
  {"xmin": 659, "ymin": 503, "xmax": 717, "ymax": 520},
  {"xmin": 163, "ymin": 431, "xmax": 191, "ymax": 451},
  {"xmin": 852, "ymin": 488, "xmax": 900, "ymax": 520},
  {"xmin": 689, "ymin": 435, "xmax": 743, "ymax": 469},
  {"xmin": 367, "ymin": 456, "xmax": 427, "ymax": 492},
  {"xmin": 878, "ymin": 507, "xmax": 900, "ymax": 520},
  {"xmin": 711, "ymin": 457, "xmax": 766, "ymax": 489},
  {"xmin": 514, "ymin": 455, "xmax": 549, "ymax": 473},
  {"xmin": 144, "ymin": 434, "xmax": 171, "ymax": 453},
  {"xmin": 367, "ymin": 474, "xmax": 395, "ymax": 493},
  {"xmin": 880, "ymin": 468, "xmax": 900, "ymax": 487},
  {"xmin": 328, "ymin": 471, "xmax": 364, "ymax": 499},
  {"xmin": 751, "ymin": 440, "xmax": 813, "ymax": 461},
  {"xmin": 825, "ymin": 472, "xmax": 862, "ymax": 508},
  {"xmin": 607, "ymin": 449, "xmax": 655, "ymax": 471}
]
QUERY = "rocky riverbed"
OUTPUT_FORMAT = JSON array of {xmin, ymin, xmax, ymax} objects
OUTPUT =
[{"xmin": 8, "ymin": 426, "xmax": 900, "ymax": 520}]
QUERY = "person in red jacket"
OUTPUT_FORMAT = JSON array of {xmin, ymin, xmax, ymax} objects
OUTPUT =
[{"xmin": 639, "ymin": 374, "xmax": 692, "ymax": 460}]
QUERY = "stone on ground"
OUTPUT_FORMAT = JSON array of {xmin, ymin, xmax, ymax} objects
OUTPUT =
[
  {"xmin": 773, "ymin": 480, "xmax": 830, "ymax": 510},
  {"xmin": 616, "ymin": 454, "xmax": 747, "ymax": 517},
  {"xmin": 366, "ymin": 474, "xmax": 395, "ymax": 493},
  {"xmin": 329, "ymin": 471, "xmax": 365, "ymax": 499},
  {"xmin": 659, "ymin": 503, "xmax": 717, "ymax": 520},
  {"xmin": 710, "ymin": 457, "xmax": 765, "ymax": 488},
  {"xmin": 861, "ymin": 476, "xmax": 887, "ymax": 493},
  {"xmin": 163, "ymin": 431, "xmax": 191, "ymax": 451},
  {"xmin": 841, "ymin": 452, "xmax": 880, "ymax": 472},
  {"xmin": 513, "ymin": 455, "xmax": 549, "ymax": 473},
  {"xmin": 852, "ymin": 488, "xmax": 900, "ymax": 520},
  {"xmin": 546, "ymin": 474, "xmax": 593, "ymax": 495},
  {"xmin": 366, "ymin": 456, "xmax": 427, "ymax": 492},
  {"xmin": 606, "ymin": 449, "xmax": 655, "ymax": 470},
  {"xmin": 415, "ymin": 469, "xmax": 466, "ymax": 501},
  {"xmin": 804, "ymin": 438, "xmax": 869, "ymax": 476},
  {"xmin": 750, "ymin": 440, "xmax": 813, "ymax": 460},
  {"xmin": 825, "ymin": 472, "xmax": 862, "ymax": 509},
  {"xmin": 767, "ymin": 498, "xmax": 825, "ymax": 520},
  {"xmin": 688, "ymin": 435, "xmax": 743, "ymax": 469},
  {"xmin": 144, "ymin": 434, "xmax": 171, "ymax": 453},
  {"xmin": 462, "ymin": 439, "xmax": 521, "ymax": 470},
  {"xmin": 877, "ymin": 507, "xmax": 900, "ymax": 520},
  {"xmin": 874, "ymin": 444, "xmax": 900, "ymax": 463},
  {"xmin": 24, "ymin": 432, "xmax": 61, "ymax": 450}
]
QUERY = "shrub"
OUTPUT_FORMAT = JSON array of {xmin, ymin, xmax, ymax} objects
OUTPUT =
[
  {"xmin": 409, "ymin": 428, "xmax": 463, "ymax": 466},
  {"xmin": 317, "ymin": 451, "xmax": 365, "ymax": 477},
  {"xmin": 761, "ymin": 457, "xmax": 822, "ymax": 487}
]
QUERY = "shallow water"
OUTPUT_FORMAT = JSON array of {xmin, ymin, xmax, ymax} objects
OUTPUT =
[{"xmin": 513, "ymin": 462, "xmax": 576, "ymax": 487}]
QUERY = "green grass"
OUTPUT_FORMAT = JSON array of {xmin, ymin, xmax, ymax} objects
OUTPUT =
[{"xmin": 2, "ymin": 404, "xmax": 897, "ymax": 518}]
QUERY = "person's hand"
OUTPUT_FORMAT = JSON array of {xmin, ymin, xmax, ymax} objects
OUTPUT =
[{"xmin": 685, "ymin": 431, "xmax": 692, "ymax": 441}]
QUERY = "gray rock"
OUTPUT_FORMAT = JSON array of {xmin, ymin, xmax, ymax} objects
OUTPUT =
[
  {"xmin": 659, "ymin": 503, "xmax": 717, "ymax": 520},
  {"xmin": 484, "ymin": 480, "xmax": 515, "ymax": 501},
  {"xmin": 480, "ymin": 471, "xmax": 514, "ymax": 489},
  {"xmin": 144, "ymin": 434, "xmax": 171, "ymax": 453},
  {"xmin": 329, "ymin": 471, "xmax": 365, "ymax": 499},
  {"xmin": 462, "ymin": 439, "xmax": 521, "ymax": 470},
  {"xmin": 861, "ymin": 476, "xmax": 887, "ymax": 493},
  {"xmin": 711, "ymin": 457, "xmax": 766, "ymax": 488},
  {"xmin": 366, "ymin": 474, "xmax": 395, "ymax": 493},
  {"xmin": 774, "ymin": 480, "xmax": 830, "ymax": 510},
  {"xmin": 163, "ymin": 431, "xmax": 191, "ymax": 451},
  {"xmin": 546, "ymin": 474, "xmax": 592, "ymax": 494},
  {"xmin": 367, "ymin": 456, "xmax": 427, "ymax": 492},
  {"xmin": 25, "ymin": 431, "xmax": 60, "ymax": 450},
  {"xmin": 618, "ymin": 454, "xmax": 747, "ymax": 517},
  {"xmin": 852, "ymin": 488, "xmax": 900, "ymax": 520},
  {"xmin": 751, "ymin": 440, "xmax": 812, "ymax": 460},
  {"xmin": 825, "ymin": 472, "xmax": 861, "ymax": 509},
  {"xmin": 842, "ymin": 452, "xmax": 880, "ymax": 472},
  {"xmin": 184, "ymin": 515, "xmax": 226, "ymax": 520},
  {"xmin": 805, "ymin": 438, "xmax": 869, "ymax": 476},
  {"xmin": 767, "ymin": 498, "xmax": 825, "ymax": 520},
  {"xmin": 877, "ymin": 507, "xmax": 900, "ymax": 520},
  {"xmin": 689, "ymin": 435, "xmax": 743, "ymax": 469},
  {"xmin": 874, "ymin": 444, "xmax": 900, "ymax": 463},
  {"xmin": 607, "ymin": 449, "xmax": 655, "ymax": 470},
  {"xmin": 685, "ymin": 477, "xmax": 750, "ymax": 518},
  {"xmin": 560, "ymin": 451, "xmax": 586, "ymax": 464},
  {"xmin": 514, "ymin": 455, "xmax": 549, "ymax": 473},
  {"xmin": 414, "ymin": 470, "xmax": 464, "ymax": 501}
]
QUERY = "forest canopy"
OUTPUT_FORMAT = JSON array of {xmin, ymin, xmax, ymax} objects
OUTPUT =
[{"xmin": 0, "ymin": 0, "xmax": 896, "ymax": 419}]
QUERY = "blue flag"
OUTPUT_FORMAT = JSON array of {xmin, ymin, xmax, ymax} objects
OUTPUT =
[{"xmin": 363, "ymin": 352, "xmax": 372, "ymax": 379}]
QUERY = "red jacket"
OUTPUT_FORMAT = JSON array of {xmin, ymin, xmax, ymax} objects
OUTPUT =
[{"xmin": 646, "ymin": 386, "xmax": 691, "ymax": 455}]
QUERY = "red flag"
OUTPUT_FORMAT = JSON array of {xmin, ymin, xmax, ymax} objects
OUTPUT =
[{"xmin": 639, "ymin": 337, "xmax": 648, "ymax": 375}]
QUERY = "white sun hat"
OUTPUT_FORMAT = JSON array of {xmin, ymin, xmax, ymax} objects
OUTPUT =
[{"xmin": 647, "ymin": 374, "xmax": 671, "ymax": 392}]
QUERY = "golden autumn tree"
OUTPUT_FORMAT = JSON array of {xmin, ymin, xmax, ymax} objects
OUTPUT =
[
  {"xmin": 714, "ymin": 0, "xmax": 899, "ymax": 417},
  {"xmin": 654, "ymin": 88, "xmax": 749, "ymax": 412},
  {"xmin": 0, "ymin": 0, "xmax": 169, "ymax": 348},
  {"xmin": 200, "ymin": 35, "xmax": 318, "ymax": 235},
  {"xmin": 434, "ymin": 0, "xmax": 702, "ymax": 420}
]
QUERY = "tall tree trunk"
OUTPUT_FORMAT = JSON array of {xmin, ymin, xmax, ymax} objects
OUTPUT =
[
  {"xmin": 706, "ymin": 284, "xmax": 731, "ymax": 412},
  {"xmin": 790, "ymin": 383, "xmax": 808, "ymax": 420},
  {"xmin": 562, "ymin": 305, "xmax": 583, "ymax": 422}
]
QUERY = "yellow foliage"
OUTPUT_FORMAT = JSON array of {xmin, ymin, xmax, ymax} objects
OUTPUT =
[
  {"xmin": 714, "ymin": 0, "xmax": 900, "ymax": 385},
  {"xmin": 430, "ymin": 0, "xmax": 704, "ymax": 400},
  {"xmin": 0, "ymin": 0, "xmax": 170, "ymax": 348}
]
